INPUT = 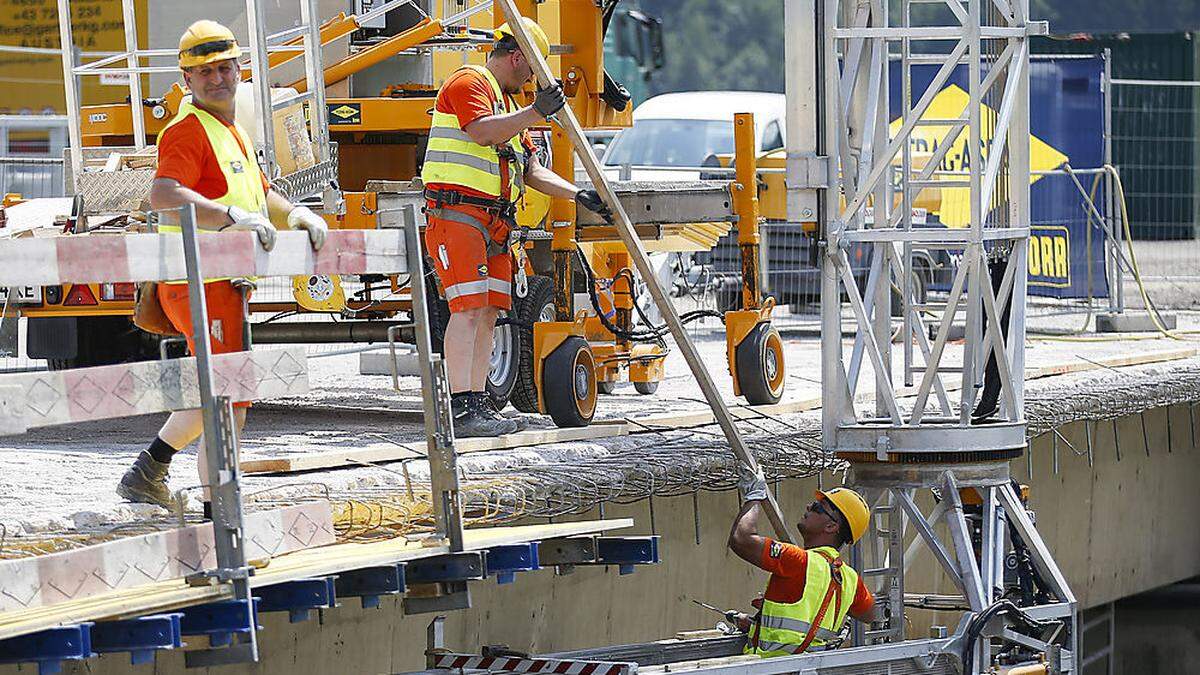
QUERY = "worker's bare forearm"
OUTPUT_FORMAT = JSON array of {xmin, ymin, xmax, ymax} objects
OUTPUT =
[
  {"xmin": 728, "ymin": 500, "xmax": 767, "ymax": 566},
  {"xmin": 265, "ymin": 190, "xmax": 295, "ymax": 228},
  {"xmin": 850, "ymin": 604, "xmax": 880, "ymax": 624},
  {"xmin": 524, "ymin": 162, "xmax": 580, "ymax": 201},
  {"xmin": 462, "ymin": 107, "xmax": 543, "ymax": 147},
  {"xmin": 149, "ymin": 179, "xmax": 232, "ymax": 230}
]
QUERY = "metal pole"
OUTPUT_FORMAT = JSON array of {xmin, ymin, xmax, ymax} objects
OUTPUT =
[
  {"xmin": 55, "ymin": 0, "xmax": 84, "ymax": 181},
  {"xmin": 245, "ymin": 0, "xmax": 278, "ymax": 179},
  {"xmin": 1102, "ymin": 49, "xmax": 1119, "ymax": 314},
  {"xmin": 120, "ymin": 0, "xmax": 146, "ymax": 149},
  {"xmin": 300, "ymin": 0, "xmax": 330, "ymax": 162},
  {"xmin": 493, "ymin": 0, "xmax": 797, "ymax": 543},
  {"xmin": 402, "ymin": 204, "xmax": 464, "ymax": 550},
  {"xmin": 178, "ymin": 203, "xmax": 258, "ymax": 666}
]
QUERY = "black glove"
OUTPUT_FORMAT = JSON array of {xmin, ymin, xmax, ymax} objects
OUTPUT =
[
  {"xmin": 533, "ymin": 83, "xmax": 566, "ymax": 119},
  {"xmin": 575, "ymin": 189, "xmax": 611, "ymax": 220}
]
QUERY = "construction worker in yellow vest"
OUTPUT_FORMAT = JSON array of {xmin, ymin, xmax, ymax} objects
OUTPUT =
[
  {"xmin": 728, "ymin": 470, "xmax": 879, "ymax": 655},
  {"xmin": 117, "ymin": 20, "xmax": 328, "ymax": 516},
  {"xmin": 421, "ymin": 17, "xmax": 611, "ymax": 437}
]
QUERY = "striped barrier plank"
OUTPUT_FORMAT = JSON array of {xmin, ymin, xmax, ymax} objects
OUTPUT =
[
  {"xmin": 430, "ymin": 653, "xmax": 636, "ymax": 675},
  {"xmin": 0, "ymin": 502, "xmax": 336, "ymax": 616},
  {"xmin": 0, "ymin": 347, "xmax": 308, "ymax": 434},
  {"xmin": 0, "ymin": 229, "xmax": 407, "ymax": 286}
]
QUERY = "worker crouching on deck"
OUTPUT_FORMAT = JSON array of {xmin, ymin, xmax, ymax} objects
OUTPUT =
[
  {"xmin": 728, "ymin": 471, "xmax": 878, "ymax": 655},
  {"xmin": 117, "ymin": 20, "xmax": 327, "ymax": 515},
  {"xmin": 420, "ymin": 17, "xmax": 611, "ymax": 437}
]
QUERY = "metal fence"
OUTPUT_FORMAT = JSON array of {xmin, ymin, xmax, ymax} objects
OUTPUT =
[
  {"xmin": 0, "ymin": 115, "xmax": 67, "ymax": 200},
  {"xmin": 1108, "ymin": 78, "xmax": 1200, "ymax": 288}
]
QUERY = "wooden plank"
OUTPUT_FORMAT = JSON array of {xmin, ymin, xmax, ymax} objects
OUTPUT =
[
  {"xmin": 0, "ymin": 230, "xmax": 407, "ymax": 286},
  {"xmin": 0, "ymin": 518, "xmax": 631, "ymax": 641},
  {"xmin": 0, "ymin": 348, "xmax": 309, "ymax": 432},
  {"xmin": 0, "ymin": 502, "xmax": 334, "ymax": 617},
  {"xmin": 240, "ymin": 422, "xmax": 626, "ymax": 474}
]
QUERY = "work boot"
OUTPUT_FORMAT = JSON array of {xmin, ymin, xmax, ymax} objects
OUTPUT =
[
  {"xmin": 452, "ymin": 394, "xmax": 518, "ymax": 438},
  {"xmin": 116, "ymin": 451, "xmax": 173, "ymax": 509},
  {"xmin": 477, "ymin": 393, "xmax": 529, "ymax": 432}
]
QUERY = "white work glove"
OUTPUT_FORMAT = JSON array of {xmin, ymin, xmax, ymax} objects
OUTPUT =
[
  {"xmin": 287, "ymin": 205, "xmax": 328, "ymax": 251},
  {"xmin": 224, "ymin": 205, "xmax": 276, "ymax": 252},
  {"xmin": 737, "ymin": 464, "xmax": 769, "ymax": 503}
]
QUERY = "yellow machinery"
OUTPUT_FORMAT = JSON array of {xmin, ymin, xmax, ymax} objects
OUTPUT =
[{"xmin": 53, "ymin": 0, "xmax": 786, "ymax": 427}]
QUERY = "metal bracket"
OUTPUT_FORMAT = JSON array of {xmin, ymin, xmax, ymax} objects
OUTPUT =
[
  {"xmin": 256, "ymin": 577, "xmax": 338, "ymax": 623},
  {"xmin": 538, "ymin": 536, "xmax": 598, "ymax": 568},
  {"xmin": 786, "ymin": 154, "xmax": 831, "ymax": 189},
  {"xmin": 406, "ymin": 551, "xmax": 486, "ymax": 584},
  {"xmin": 485, "ymin": 543, "xmax": 541, "ymax": 585},
  {"xmin": 90, "ymin": 614, "xmax": 183, "ymax": 666},
  {"xmin": 335, "ymin": 564, "xmax": 408, "ymax": 609},
  {"xmin": 593, "ymin": 536, "xmax": 661, "ymax": 575},
  {"xmin": 0, "ymin": 624, "xmax": 94, "ymax": 672},
  {"xmin": 404, "ymin": 581, "xmax": 471, "ymax": 615}
]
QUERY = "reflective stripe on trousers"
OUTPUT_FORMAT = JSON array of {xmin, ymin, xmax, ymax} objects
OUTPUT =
[
  {"xmin": 444, "ymin": 277, "xmax": 510, "ymax": 301},
  {"xmin": 753, "ymin": 640, "xmax": 830, "ymax": 655}
]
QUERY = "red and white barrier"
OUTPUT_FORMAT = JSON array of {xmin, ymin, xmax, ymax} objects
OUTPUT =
[
  {"xmin": 429, "ymin": 653, "xmax": 636, "ymax": 675},
  {"xmin": 0, "ymin": 230, "xmax": 407, "ymax": 286},
  {"xmin": 0, "ymin": 347, "xmax": 309, "ymax": 434}
]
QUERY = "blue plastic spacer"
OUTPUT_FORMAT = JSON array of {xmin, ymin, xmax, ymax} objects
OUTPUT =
[
  {"xmin": 179, "ymin": 598, "xmax": 259, "ymax": 648},
  {"xmin": 256, "ymin": 577, "xmax": 338, "ymax": 623},
  {"xmin": 91, "ymin": 613, "xmax": 183, "ymax": 666},
  {"xmin": 0, "ymin": 623, "xmax": 94, "ymax": 675},
  {"xmin": 406, "ymin": 551, "xmax": 486, "ymax": 584},
  {"xmin": 485, "ymin": 543, "xmax": 540, "ymax": 584},
  {"xmin": 335, "ymin": 563, "xmax": 407, "ymax": 609},
  {"xmin": 595, "ymin": 536, "xmax": 661, "ymax": 575}
]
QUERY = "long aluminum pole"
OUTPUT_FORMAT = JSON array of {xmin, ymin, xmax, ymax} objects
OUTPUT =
[
  {"xmin": 55, "ymin": 0, "xmax": 83, "ymax": 181},
  {"xmin": 120, "ymin": 0, "xmax": 146, "ymax": 149},
  {"xmin": 179, "ymin": 204, "xmax": 258, "ymax": 666},
  {"xmin": 493, "ymin": 0, "xmax": 796, "ymax": 543},
  {"xmin": 245, "ymin": 0, "xmax": 277, "ymax": 179}
]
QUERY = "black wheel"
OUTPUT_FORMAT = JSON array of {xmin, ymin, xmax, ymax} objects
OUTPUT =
[
  {"xmin": 485, "ymin": 309, "xmax": 518, "ymax": 410},
  {"xmin": 423, "ymin": 269, "xmax": 450, "ymax": 354},
  {"xmin": 735, "ymin": 323, "xmax": 785, "ymax": 405},
  {"xmin": 510, "ymin": 275, "xmax": 556, "ymax": 413},
  {"xmin": 597, "ymin": 380, "xmax": 618, "ymax": 395},
  {"xmin": 633, "ymin": 380, "xmax": 659, "ymax": 395},
  {"xmin": 543, "ymin": 336, "xmax": 597, "ymax": 427},
  {"xmin": 891, "ymin": 264, "xmax": 929, "ymax": 317},
  {"xmin": 46, "ymin": 316, "xmax": 146, "ymax": 371}
]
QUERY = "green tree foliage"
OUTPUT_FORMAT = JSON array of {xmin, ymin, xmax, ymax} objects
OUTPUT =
[
  {"xmin": 639, "ymin": 0, "xmax": 786, "ymax": 94},
  {"xmin": 637, "ymin": 0, "xmax": 1198, "ymax": 97}
]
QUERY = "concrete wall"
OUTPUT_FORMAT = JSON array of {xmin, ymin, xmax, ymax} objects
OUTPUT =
[{"xmin": 8, "ymin": 403, "xmax": 1200, "ymax": 674}]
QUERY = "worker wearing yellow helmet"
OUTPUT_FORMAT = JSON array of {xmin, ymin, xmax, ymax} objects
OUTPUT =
[
  {"xmin": 116, "ymin": 20, "xmax": 328, "ymax": 517},
  {"xmin": 421, "ymin": 15, "xmax": 610, "ymax": 437},
  {"xmin": 728, "ymin": 470, "xmax": 879, "ymax": 655}
]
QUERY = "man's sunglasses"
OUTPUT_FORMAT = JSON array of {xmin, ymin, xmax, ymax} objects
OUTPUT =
[
  {"xmin": 809, "ymin": 500, "xmax": 841, "ymax": 523},
  {"xmin": 183, "ymin": 39, "xmax": 236, "ymax": 58}
]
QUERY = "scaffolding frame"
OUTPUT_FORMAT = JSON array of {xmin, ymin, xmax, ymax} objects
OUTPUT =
[{"xmin": 55, "ymin": 0, "xmax": 337, "ymax": 210}]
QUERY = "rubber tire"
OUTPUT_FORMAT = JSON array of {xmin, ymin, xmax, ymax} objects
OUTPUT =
[
  {"xmin": 597, "ymin": 380, "xmax": 618, "ymax": 395},
  {"xmin": 543, "ymin": 336, "xmax": 597, "ymax": 428},
  {"xmin": 735, "ymin": 323, "xmax": 785, "ymax": 405},
  {"xmin": 510, "ymin": 275, "xmax": 556, "ymax": 414},
  {"xmin": 633, "ymin": 380, "xmax": 659, "ymax": 395},
  {"xmin": 423, "ymin": 269, "xmax": 451, "ymax": 355},
  {"xmin": 48, "ymin": 316, "xmax": 146, "ymax": 371},
  {"xmin": 485, "ymin": 309, "xmax": 519, "ymax": 410}
]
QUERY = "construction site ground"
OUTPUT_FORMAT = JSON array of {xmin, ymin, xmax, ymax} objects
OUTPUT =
[{"xmin": 3, "ymin": 298, "xmax": 1200, "ymax": 544}]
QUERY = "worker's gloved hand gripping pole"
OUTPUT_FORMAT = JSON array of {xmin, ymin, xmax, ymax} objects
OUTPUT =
[{"xmin": 495, "ymin": 0, "xmax": 798, "ymax": 544}]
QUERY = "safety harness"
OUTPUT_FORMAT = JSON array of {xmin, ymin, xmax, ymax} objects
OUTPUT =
[{"xmin": 750, "ymin": 550, "xmax": 846, "ymax": 655}]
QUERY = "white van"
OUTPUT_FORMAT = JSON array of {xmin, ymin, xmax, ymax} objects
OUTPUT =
[{"xmin": 601, "ymin": 91, "xmax": 786, "ymax": 180}]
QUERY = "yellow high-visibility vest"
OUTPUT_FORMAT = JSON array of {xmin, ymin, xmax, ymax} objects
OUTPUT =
[
  {"xmin": 157, "ymin": 100, "xmax": 268, "ymax": 283},
  {"xmin": 747, "ymin": 546, "xmax": 860, "ymax": 657},
  {"xmin": 421, "ymin": 65, "xmax": 526, "ymax": 201}
]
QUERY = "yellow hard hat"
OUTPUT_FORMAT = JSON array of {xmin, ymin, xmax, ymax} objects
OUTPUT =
[
  {"xmin": 495, "ymin": 17, "xmax": 550, "ymax": 60},
  {"xmin": 816, "ymin": 487, "xmax": 870, "ymax": 544},
  {"xmin": 178, "ymin": 20, "xmax": 241, "ymax": 69}
]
